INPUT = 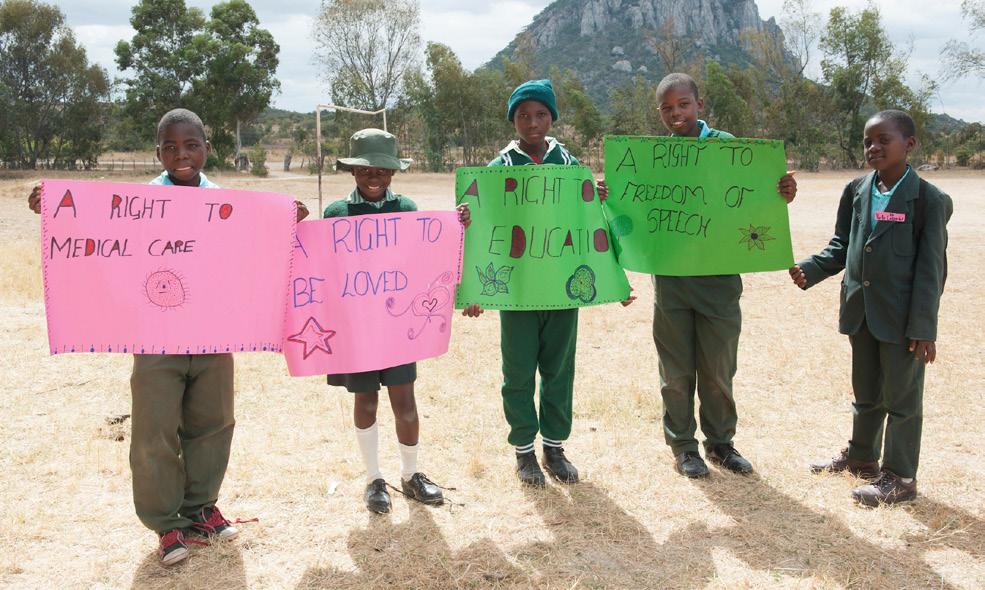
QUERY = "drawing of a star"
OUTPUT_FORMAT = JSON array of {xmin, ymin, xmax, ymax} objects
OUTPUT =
[{"xmin": 287, "ymin": 317, "xmax": 336, "ymax": 359}]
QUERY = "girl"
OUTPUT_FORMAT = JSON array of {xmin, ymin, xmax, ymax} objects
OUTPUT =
[{"xmin": 324, "ymin": 128, "xmax": 469, "ymax": 513}]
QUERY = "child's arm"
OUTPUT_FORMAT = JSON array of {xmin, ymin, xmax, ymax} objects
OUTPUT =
[
  {"xmin": 620, "ymin": 285, "xmax": 636, "ymax": 306},
  {"xmin": 458, "ymin": 202, "xmax": 479, "ymax": 315},
  {"xmin": 790, "ymin": 181, "xmax": 854, "ymax": 290},
  {"xmin": 904, "ymin": 190, "xmax": 953, "ymax": 360},
  {"xmin": 295, "ymin": 200, "xmax": 309, "ymax": 222},
  {"xmin": 597, "ymin": 180, "xmax": 608, "ymax": 202},
  {"xmin": 456, "ymin": 203, "xmax": 471, "ymax": 228},
  {"xmin": 461, "ymin": 304, "xmax": 483, "ymax": 317},
  {"xmin": 908, "ymin": 340, "xmax": 936, "ymax": 364},
  {"xmin": 28, "ymin": 183, "xmax": 41, "ymax": 214},
  {"xmin": 777, "ymin": 171, "xmax": 797, "ymax": 203}
]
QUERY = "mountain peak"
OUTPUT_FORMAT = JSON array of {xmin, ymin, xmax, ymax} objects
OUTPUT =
[{"xmin": 488, "ymin": 0, "xmax": 788, "ymax": 108}]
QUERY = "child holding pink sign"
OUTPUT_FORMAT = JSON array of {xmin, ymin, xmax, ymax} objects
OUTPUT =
[
  {"xmin": 323, "ymin": 128, "xmax": 470, "ymax": 514},
  {"xmin": 28, "ymin": 108, "xmax": 309, "ymax": 565}
]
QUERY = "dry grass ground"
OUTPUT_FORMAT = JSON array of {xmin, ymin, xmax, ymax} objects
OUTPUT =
[{"xmin": 0, "ymin": 168, "xmax": 983, "ymax": 589}]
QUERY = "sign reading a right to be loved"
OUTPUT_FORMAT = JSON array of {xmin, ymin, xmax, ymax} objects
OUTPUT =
[{"xmin": 603, "ymin": 136, "xmax": 794, "ymax": 276}]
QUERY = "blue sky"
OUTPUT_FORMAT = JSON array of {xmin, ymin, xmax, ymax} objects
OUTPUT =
[{"xmin": 61, "ymin": 0, "xmax": 984, "ymax": 121}]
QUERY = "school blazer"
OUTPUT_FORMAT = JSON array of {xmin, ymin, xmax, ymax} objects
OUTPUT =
[{"xmin": 798, "ymin": 170, "xmax": 952, "ymax": 344}]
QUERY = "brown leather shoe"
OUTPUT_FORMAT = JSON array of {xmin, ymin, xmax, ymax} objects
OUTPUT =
[
  {"xmin": 852, "ymin": 469, "xmax": 917, "ymax": 506},
  {"xmin": 809, "ymin": 448, "xmax": 880, "ymax": 478}
]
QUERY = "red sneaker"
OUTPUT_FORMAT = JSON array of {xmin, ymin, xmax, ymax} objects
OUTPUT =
[
  {"xmin": 158, "ymin": 529, "xmax": 190, "ymax": 566},
  {"xmin": 189, "ymin": 506, "xmax": 240, "ymax": 539}
]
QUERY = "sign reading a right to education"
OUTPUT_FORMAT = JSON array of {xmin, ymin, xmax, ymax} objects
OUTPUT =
[
  {"xmin": 603, "ymin": 136, "xmax": 794, "ymax": 276},
  {"xmin": 455, "ymin": 165, "xmax": 630, "ymax": 310}
]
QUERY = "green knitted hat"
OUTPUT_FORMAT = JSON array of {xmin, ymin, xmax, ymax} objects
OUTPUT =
[
  {"xmin": 335, "ymin": 128, "xmax": 412, "ymax": 171},
  {"xmin": 507, "ymin": 79, "xmax": 559, "ymax": 122}
]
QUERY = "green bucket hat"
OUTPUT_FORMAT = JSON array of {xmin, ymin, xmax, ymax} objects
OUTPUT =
[{"xmin": 335, "ymin": 128, "xmax": 412, "ymax": 171}]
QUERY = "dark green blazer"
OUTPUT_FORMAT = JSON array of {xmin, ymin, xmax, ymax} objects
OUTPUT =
[{"xmin": 798, "ymin": 170, "xmax": 952, "ymax": 344}]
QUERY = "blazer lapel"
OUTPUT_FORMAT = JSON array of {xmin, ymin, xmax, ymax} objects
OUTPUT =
[
  {"xmin": 866, "ymin": 169, "xmax": 918, "ymax": 244},
  {"xmin": 854, "ymin": 172, "xmax": 876, "ymax": 242}
]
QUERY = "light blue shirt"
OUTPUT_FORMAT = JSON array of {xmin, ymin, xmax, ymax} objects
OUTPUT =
[
  {"xmin": 870, "ymin": 166, "xmax": 911, "ymax": 230},
  {"xmin": 149, "ymin": 171, "xmax": 220, "ymax": 188},
  {"xmin": 347, "ymin": 187, "xmax": 396, "ymax": 208},
  {"xmin": 696, "ymin": 119, "xmax": 712, "ymax": 139}
]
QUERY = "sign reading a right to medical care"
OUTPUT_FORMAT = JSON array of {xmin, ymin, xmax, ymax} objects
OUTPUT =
[{"xmin": 603, "ymin": 136, "xmax": 794, "ymax": 276}]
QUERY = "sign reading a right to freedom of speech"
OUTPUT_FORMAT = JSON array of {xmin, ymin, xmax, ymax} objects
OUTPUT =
[{"xmin": 603, "ymin": 136, "xmax": 794, "ymax": 276}]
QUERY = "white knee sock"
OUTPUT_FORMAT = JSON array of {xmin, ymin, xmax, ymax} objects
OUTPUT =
[
  {"xmin": 355, "ymin": 422, "xmax": 382, "ymax": 483},
  {"xmin": 399, "ymin": 442, "xmax": 418, "ymax": 481}
]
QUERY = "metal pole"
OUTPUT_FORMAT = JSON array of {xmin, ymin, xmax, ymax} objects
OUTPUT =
[
  {"xmin": 316, "ymin": 107, "xmax": 322, "ymax": 218},
  {"xmin": 382, "ymin": 110, "xmax": 387, "ymax": 132}
]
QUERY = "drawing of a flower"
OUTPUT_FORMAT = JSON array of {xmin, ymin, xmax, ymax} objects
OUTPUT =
[
  {"xmin": 738, "ymin": 224, "xmax": 775, "ymax": 251},
  {"xmin": 476, "ymin": 263, "xmax": 513, "ymax": 296},
  {"xmin": 565, "ymin": 265, "xmax": 597, "ymax": 303}
]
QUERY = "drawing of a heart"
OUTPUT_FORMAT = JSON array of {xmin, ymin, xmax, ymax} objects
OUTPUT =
[{"xmin": 411, "ymin": 287, "xmax": 450, "ymax": 316}]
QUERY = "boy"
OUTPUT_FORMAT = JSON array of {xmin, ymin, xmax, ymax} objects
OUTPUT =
[
  {"xmin": 650, "ymin": 73, "xmax": 797, "ymax": 478},
  {"xmin": 465, "ymin": 80, "xmax": 635, "ymax": 487},
  {"xmin": 791, "ymin": 110, "xmax": 952, "ymax": 506},
  {"xmin": 28, "ymin": 108, "xmax": 308, "ymax": 564},
  {"xmin": 324, "ymin": 128, "xmax": 469, "ymax": 513}
]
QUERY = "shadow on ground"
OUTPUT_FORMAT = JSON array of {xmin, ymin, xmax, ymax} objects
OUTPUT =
[{"xmin": 297, "ymin": 474, "xmax": 985, "ymax": 588}]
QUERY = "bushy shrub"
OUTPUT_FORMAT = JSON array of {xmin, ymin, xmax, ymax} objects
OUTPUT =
[{"xmin": 249, "ymin": 145, "xmax": 268, "ymax": 177}]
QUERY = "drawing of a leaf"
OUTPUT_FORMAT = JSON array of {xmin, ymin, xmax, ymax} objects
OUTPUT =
[
  {"xmin": 496, "ymin": 281, "xmax": 509, "ymax": 294},
  {"xmin": 495, "ymin": 266, "xmax": 513, "ymax": 283},
  {"xmin": 476, "ymin": 266, "xmax": 491, "ymax": 285},
  {"xmin": 485, "ymin": 262, "xmax": 495, "ymax": 281},
  {"xmin": 482, "ymin": 281, "xmax": 498, "ymax": 296}
]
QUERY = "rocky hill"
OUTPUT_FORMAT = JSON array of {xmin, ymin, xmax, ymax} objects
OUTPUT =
[{"xmin": 487, "ymin": 0, "xmax": 789, "ymax": 108}]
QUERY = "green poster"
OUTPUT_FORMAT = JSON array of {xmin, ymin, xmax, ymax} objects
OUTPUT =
[
  {"xmin": 455, "ymin": 165, "xmax": 631, "ymax": 310},
  {"xmin": 603, "ymin": 136, "xmax": 794, "ymax": 275}
]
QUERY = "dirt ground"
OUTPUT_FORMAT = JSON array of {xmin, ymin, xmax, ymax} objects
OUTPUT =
[{"xmin": 0, "ymin": 168, "xmax": 983, "ymax": 589}]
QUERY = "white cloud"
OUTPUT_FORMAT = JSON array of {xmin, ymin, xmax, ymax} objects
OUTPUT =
[
  {"xmin": 72, "ymin": 23, "xmax": 134, "ymax": 75},
  {"xmin": 418, "ymin": 0, "xmax": 545, "ymax": 69}
]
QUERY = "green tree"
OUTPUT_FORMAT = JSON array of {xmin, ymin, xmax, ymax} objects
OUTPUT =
[
  {"xmin": 406, "ymin": 43, "xmax": 509, "ymax": 169},
  {"xmin": 194, "ymin": 0, "xmax": 279, "ymax": 163},
  {"xmin": 114, "ymin": 0, "xmax": 207, "ymax": 131},
  {"xmin": 704, "ymin": 61, "xmax": 753, "ymax": 136},
  {"xmin": 0, "ymin": 0, "xmax": 110, "ymax": 168},
  {"xmin": 819, "ymin": 5, "xmax": 914, "ymax": 166},
  {"xmin": 562, "ymin": 76, "xmax": 603, "ymax": 164},
  {"xmin": 116, "ymin": 0, "xmax": 280, "ymax": 165},
  {"xmin": 607, "ymin": 75, "xmax": 660, "ymax": 136},
  {"xmin": 312, "ymin": 0, "xmax": 420, "ymax": 110},
  {"xmin": 942, "ymin": 1, "xmax": 985, "ymax": 81}
]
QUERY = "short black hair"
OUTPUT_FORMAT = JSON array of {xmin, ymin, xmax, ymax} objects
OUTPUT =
[
  {"xmin": 157, "ymin": 108, "xmax": 207, "ymax": 142},
  {"xmin": 870, "ymin": 109, "xmax": 916, "ymax": 138},
  {"xmin": 656, "ymin": 73, "xmax": 700, "ymax": 102}
]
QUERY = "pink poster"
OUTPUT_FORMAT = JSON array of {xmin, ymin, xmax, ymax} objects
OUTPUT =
[
  {"xmin": 284, "ymin": 211, "xmax": 463, "ymax": 376},
  {"xmin": 40, "ymin": 179, "xmax": 296, "ymax": 355}
]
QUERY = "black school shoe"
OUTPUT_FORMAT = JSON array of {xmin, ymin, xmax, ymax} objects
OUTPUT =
[
  {"xmin": 674, "ymin": 451, "xmax": 710, "ymax": 478},
  {"xmin": 365, "ymin": 478, "xmax": 391, "ymax": 513},
  {"xmin": 516, "ymin": 451, "xmax": 546, "ymax": 487},
  {"xmin": 401, "ymin": 472, "xmax": 444, "ymax": 505},
  {"xmin": 706, "ymin": 443, "xmax": 754, "ymax": 474},
  {"xmin": 542, "ymin": 446, "xmax": 579, "ymax": 483}
]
